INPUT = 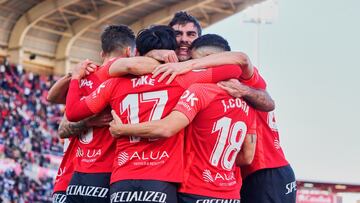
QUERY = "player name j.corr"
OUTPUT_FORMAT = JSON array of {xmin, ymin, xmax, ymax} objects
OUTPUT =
[{"xmin": 221, "ymin": 98, "xmax": 249, "ymax": 115}]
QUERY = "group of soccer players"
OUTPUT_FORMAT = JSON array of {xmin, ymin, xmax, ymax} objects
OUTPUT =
[{"xmin": 48, "ymin": 11, "xmax": 296, "ymax": 203}]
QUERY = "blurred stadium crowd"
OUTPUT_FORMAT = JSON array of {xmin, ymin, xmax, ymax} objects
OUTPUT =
[{"xmin": 0, "ymin": 60, "xmax": 63, "ymax": 202}]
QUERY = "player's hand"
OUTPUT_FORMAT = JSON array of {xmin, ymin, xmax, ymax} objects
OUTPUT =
[
  {"xmin": 146, "ymin": 50, "xmax": 179, "ymax": 63},
  {"xmin": 109, "ymin": 110, "xmax": 124, "ymax": 138},
  {"xmin": 72, "ymin": 59, "xmax": 92, "ymax": 79},
  {"xmin": 152, "ymin": 62, "xmax": 191, "ymax": 84},
  {"xmin": 85, "ymin": 110, "xmax": 113, "ymax": 128},
  {"xmin": 85, "ymin": 61, "xmax": 99, "ymax": 75},
  {"xmin": 217, "ymin": 79, "xmax": 251, "ymax": 98}
]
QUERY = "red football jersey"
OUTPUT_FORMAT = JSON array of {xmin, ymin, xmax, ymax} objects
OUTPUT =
[
  {"xmin": 53, "ymin": 138, "xmax": 77, "ymax": 192},
  {"xmin": 66, "ymin": 65, "xmax": 242, "ymax": 184},
  {"xmin": 240, "ymin": 68, "xmax": 289, "ymax": 178},
  {"xmin": 72, "ymin": 57, "xmax": 118, "ymax": 173},
  {"xmin": 174, "ymin": 84, "xmax": 257, "ymax": 199}
]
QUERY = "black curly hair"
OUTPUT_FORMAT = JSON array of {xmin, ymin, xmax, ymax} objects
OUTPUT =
[
  {"xmin": 136, "ymin": 25, "xmax": 177, "ymax": 56},
  {"xmin": 168, "ymin": 11, "xmax": 202, "ymax": 36}
]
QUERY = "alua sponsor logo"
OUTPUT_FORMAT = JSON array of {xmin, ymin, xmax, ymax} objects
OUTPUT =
[
  {"xmin": 110, "ymin": 191, "xmax": 167, "ymax": 203},
  {"xmin": 76, "ymin": 147, "xmax": 83, "ymax": 157},
  {"xmin": 203, "ymin": 169, "xmax": 214, "ymax": 183},
  {"xmin": 118, "ymin": 152, "xmax": 129, "ymax": 166},
  {"xmin": 66, "ymin": 185, "xmax": 108, "ymax": 198},
  {"xmin": 202, "ymin": 169, "xmax": 236, "ymax": 183},
  {"xmin": 117, "ymin": 151, "xmax": 169, "ymax": 165},
  {"xmin": 76, "ymin": 147, "xmax": 101, "ymax": 159},
  {"xmin": 274, "ymin": 139, "xmax": 281, "ymax": 149}
]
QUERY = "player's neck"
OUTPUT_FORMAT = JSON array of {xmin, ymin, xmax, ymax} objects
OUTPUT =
[{"xmin": 102, "ymin": 53, "xmax": 126, "ymax": 66}]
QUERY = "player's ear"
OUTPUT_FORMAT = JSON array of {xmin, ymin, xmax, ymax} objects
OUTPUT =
[
  {"xmin": 100, "ymin": 51, "xmax": 106, "ymax": 59},
  {"xmin": 125, "ymin": 47, "xmax": 132, "ymax": 57},
  {"xmin": 126, "ymin": 46, "xmax": 137, "ymax": 57},
  {"xmin": 134, "ymin": 48, "xmax": 140, "ymax": 56}
]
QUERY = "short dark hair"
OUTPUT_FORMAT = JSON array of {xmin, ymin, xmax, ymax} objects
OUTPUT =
[
  {"xmin": 136, "ymin": 25, "xmax": 177, "ymax": 56},
  {"xmin": 168, "ymin": 11, "xmax": 202, "ymax": 36},
  {"xmin": 101, "ymin": 25, "xmax": 136, "ymax": 54},
  {"xmin": 191, "ymin": 34, "xmax": 231, "ymax": 51}
]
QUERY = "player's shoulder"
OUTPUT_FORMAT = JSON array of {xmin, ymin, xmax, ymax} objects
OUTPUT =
[
  {"xmin": 104, "ymin": 56, "xmax": 122, "ymax": 67},
  {"xmin": 94, "ymin": 57, "xmax": 124, "ymax": 77},
  {"xmin": 79, "ymin": 74, "xmax": 97, "ymax": 90},
  {"xmin": 82, "ymin": 66, "xmax": 107, "ymax": 83},
  {"xmin": 241, "ymin": 66, "xmax": 267, "ymax": 89},
  {"xmin": 177, "ymin": 68, "xmax": 209, "ymax": 79},
  {"xmin": 188, "ymin": 83, "xmax": 226, "ymax": 97},
  {"xmin": 89, "ymin": 77, "xmax": 122, "ymax": 93},
  {"xmin": 188, "ymin": 83, "xmax": 216, "ymax": 90},
  {"xmin": 105, "ymin": 75, "xmax": 151, "ymax": 96},
  {"xmin": 103, "ymin": 76, "xmax": 126, "ymax": 86}
]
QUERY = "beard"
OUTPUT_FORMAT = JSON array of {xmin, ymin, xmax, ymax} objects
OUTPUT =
[
  {"xmin": 176, "ymin": 42, "xmax": 192, "ymax": 61},
  {"xmin": 178, "ymin": 54, "xmax": 191, "ymax": 61}
]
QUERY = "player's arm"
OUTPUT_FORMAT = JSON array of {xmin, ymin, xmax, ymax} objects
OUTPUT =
[
  {"xmin": 47, "ymin": 73, "xmax": 71, "ymax": 104},
  {"xmin": 109, "ymin": 110, "xmax": 189, "ymax": 138},
  {"xmin": 218, "ymin": 66, "xmax": 275, "ymax": 111},
  {"xmin": 65, "ymin": 79, "xmax": 112, "ymax": 122},
  {"xmin": 48, "ymin": 60, "xmax": 97, "ymax": 104},
  {"xmin": 185, "ymin": 51, "xmax": 253, "ymax": 79},
  {"xmin": 153, "ymin": 51, "xmax": 253, "ymax": 83},
  {"xmin": 236, "ymin": 134, "xmax": 257, "ymax": 166},
  {"xmin": 109, "ymin": 56, "xmax": 161, "ymax": 77},
  {"xmin": 58, "ymin": 115, "xmax": 86, "ymax": 138},
  {"xmin": 59, "ymin": 111, "xmax": 113, "ymax": 138},
  {"xmin": 218, "ymin": 79, "xmax": 275, "ymax": 112},
  {"xmin": 175, "ymin": 65, "xmax": 243, "ymax": 88},
  {"xmin": 145, "ymin": 49, "xmax": 178, "ymax": 63},
  {"xmin": 65, "ymin": 62, "xmax": 113, "ymax": 122}
]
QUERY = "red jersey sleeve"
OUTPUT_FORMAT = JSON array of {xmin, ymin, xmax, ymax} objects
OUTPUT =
[
  {"xmin": 84, "ymin": 79, "xmax": 116, "ymax": 114},
  {"xmin": 65, "ymin": 79, "xmax": 115, "ymax": 122},
  {"xmin": 173, "ymin": 84, "xmax": 219, "ymax": 122},
  {"xmin": 65, "ymin": 80, "xmax": 93, "ymax": 122},
  {"xmin": 175, "ymin": 65, "xmax": 242, "ymax": 89},
  {"xmin": 240, "ymin": 67, "xmax": 267, "ymax": 90}
]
